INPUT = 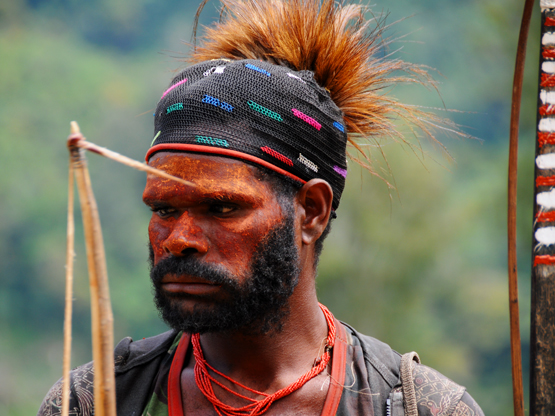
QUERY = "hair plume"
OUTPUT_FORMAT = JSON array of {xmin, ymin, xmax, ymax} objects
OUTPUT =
[{"xmin": 189, "ymin": 0, "xmax": 462, "ymax": 179}]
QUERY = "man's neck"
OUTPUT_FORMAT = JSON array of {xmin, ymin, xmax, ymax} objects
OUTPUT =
[{"xmin": 194, "ymin": 289, "xmax": 328, "ymax": 392}]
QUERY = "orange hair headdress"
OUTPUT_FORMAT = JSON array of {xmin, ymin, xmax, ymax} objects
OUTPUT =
[{"xmin": 188, "ymin": 0, "xmax": 459, "ymax": 181}]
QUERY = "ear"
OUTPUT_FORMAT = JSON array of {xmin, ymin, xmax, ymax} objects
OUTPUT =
[{"xmin": 296, "ymin": 179, "xmax": 333, "ymax": 246}]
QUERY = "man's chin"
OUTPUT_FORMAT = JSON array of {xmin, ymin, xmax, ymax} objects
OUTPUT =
[
  {"xmin": 154, "ymin": 289, "xmax": 288, "ymax": 335},
  {"xmin": 154, "ymin": 290, "xmax": 237, "ymax": 333}
]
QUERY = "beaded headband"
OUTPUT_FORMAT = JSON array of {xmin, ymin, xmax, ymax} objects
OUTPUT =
[{"xmin": 147, "ymin": 59, "xmax": 348, "ymax": 209}]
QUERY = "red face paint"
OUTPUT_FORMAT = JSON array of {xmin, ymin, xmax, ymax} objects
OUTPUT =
[{"xmin": 143, "ymin": 152, "xmax": 287, "ymax": 295}]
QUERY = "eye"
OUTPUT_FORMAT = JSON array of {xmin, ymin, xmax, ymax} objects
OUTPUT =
[
  {"xmin": 151, "ymin": 206, "xmax": 176, "ymax": 218},
  {"xmin": 209, "ymin": 203, "xmax": 236, "ymax": 215}
]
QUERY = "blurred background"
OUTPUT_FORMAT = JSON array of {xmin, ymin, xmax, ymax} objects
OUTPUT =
[{"xmin": 0, "ymin": 0, "xmax": 543, "ymax": 414}]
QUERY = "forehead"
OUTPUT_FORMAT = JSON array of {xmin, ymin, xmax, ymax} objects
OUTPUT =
[{"xmin": 143, "ymin": 152, "xmax": 274, "ymax": 203}]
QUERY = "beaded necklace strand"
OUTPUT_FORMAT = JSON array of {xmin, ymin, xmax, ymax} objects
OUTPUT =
[{"xmin": 191, "ymin": 303, "xmax": 336, "ymax": 416}]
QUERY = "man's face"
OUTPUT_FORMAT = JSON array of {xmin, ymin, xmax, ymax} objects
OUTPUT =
[{"xmin": 143, "ymin": 152, "xmax": 300, "ymax": 333}]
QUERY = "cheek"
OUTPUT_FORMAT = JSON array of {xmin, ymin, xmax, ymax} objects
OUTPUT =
[
  {"xmin": 212, "ymin": 211, "xmax": 283, "ymax": 270},
  {"xmin": 211, "ymin": 229, "xmax": 257, "ymax": 270},
  {"xmin": 148, "ymin": 216, "xmax": 171, "ymax": 263}
]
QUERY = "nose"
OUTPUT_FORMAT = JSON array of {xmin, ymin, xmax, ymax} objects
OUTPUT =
[{"xmin": 162, "ymin": 213, "xmax": 209, "ymax": 257}]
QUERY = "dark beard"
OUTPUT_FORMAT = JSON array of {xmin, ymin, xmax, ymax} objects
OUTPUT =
[{"xmin": 149, "ymin": 214, "xmax": 300, "ymax": 335}]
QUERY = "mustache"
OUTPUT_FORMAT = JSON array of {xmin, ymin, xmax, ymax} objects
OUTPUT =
[{"xmin": 150, "ymin": 254, "xmax": 237, "ymax": 288}]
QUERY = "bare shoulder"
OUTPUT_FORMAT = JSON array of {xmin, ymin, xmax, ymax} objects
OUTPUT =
[{"xmin": 412, "ymin": 363, "xmax": 484, "ymax": 416}]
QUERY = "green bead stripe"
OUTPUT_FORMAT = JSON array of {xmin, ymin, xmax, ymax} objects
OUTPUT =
[
  {"xmin": 195, "ymin": 135, "xmax": 229, "ymax": 148},
  {"xmin": 247, "ymin": 100, "xmax": 283, "ymax": 122}
]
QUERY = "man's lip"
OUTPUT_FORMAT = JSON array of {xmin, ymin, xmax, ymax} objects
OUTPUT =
[
  {"xmin": 161, "ymin": 274, "xmax": 215, "ymax": 285},
  {"xmin": 161, "ymin": 275, "xmax": 221, "ymax": 295},
  {"xmin": 162, "ymin": 282, "xmax": 221, "ymax": 296}
]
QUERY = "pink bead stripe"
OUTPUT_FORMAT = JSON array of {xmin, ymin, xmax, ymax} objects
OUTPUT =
[
  {"xmin": 291, "ymin": 109, "xmax": 321, "ymax": 130},
  {"xmin": 161, "ymin": 78, "xmax": 188, "ymax": 99}
]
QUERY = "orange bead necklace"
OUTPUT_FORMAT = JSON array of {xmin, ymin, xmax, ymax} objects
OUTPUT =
[{"xmin": 191, "ymin": 304, "xmax": 336, "ymax": 416}]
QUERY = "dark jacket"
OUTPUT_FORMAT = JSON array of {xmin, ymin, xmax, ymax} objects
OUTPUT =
[{"xmin": 37, "ymin": 325, "xmax": 483, "ymax": 416}]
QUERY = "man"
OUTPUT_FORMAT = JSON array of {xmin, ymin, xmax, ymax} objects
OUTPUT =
[{"xmin": 39, "ymin": 0, "xmax": 484, "ymax": 415}]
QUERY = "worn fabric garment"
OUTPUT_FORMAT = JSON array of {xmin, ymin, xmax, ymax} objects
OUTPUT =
[{"xmin": 37, "ymin": 323, "xmax": 483, "ymax": 416}]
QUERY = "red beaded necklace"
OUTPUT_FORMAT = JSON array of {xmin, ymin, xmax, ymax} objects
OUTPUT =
[{"xmin": 191, "ymin": 303, "xmax": 336, "ymax": 416}]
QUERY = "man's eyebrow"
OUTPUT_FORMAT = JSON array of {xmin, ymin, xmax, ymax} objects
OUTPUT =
[
  {"xmin": 198, "ymin": 191, "xmax": 262, "ymax": 206},
  {"xmin": 142, "ymin": 198, "xmax": 169, "ymax": 208},
  {"xmin": 142, "ymin": 190, "xmax": 264, "ymax": 206}
]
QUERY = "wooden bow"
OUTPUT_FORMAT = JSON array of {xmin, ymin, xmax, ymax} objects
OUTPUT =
[
  {"xmin": 64, "ymin": 121, "xmax": 116, "ymax": 416},
  {"xmin": 61, "ymin": 122, "xmax": 194, "ymax": 416},
  {"xmin": 507, "ymin": 1, "xmax": 534, "ymax": 415}
]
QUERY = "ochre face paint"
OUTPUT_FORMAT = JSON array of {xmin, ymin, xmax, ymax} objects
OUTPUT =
[{"xmin": 143, "ymin": 152, "xmax": 287, "ymax": 284}]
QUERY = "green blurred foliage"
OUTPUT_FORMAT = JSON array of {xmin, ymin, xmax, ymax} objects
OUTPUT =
[{"xmin": 0, "ymin": 0, "xmax": 540, "ymax": 415}]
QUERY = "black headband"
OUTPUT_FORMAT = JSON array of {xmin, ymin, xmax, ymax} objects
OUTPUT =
[{"xmin": 146, "ymin": 59, "xmax": 348, "ymax": 209}]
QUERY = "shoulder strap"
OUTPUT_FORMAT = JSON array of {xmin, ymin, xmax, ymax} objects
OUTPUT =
[{"xmin": 400, "ymin": 351, "xmax": 421, "ymax": 416}]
